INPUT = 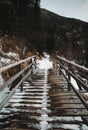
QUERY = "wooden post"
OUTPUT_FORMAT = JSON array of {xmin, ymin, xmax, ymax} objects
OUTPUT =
[
  {"xmin": 59, "ymin": 59, "xmax": 62, "ymax": 75},
  {"xmin": 17, "ymin": 64, "xmax": 23, "ymax": 91},
  {"xmin": 34, "ymin": 56, "xmax": 37, "ymax": 69},
  {"xmin": 68, "ymin": 63, "xmax": 71, "ymax": 90}
]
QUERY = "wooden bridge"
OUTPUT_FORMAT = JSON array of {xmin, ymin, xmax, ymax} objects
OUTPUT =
[{"xmin": 0, "ymin": 55, "xmax": 88, "ymax": 130}]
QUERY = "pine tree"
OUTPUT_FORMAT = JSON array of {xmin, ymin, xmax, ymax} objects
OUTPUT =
[{"xmin": 0, "ymin": 0, "xmax": 41, "ymax": 35}]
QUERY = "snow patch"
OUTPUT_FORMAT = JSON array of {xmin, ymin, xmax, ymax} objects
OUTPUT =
[
  {"xmin": 0, "ymin": 57, "xmax": 13, "ymax": 65},
  {"xmin": 6, "ymin": 52, "xmax": 19, "ymax": 60},
  {"xmin": 0, "ymin": 74, "xmax": 4, "ymax": 85},
  {"xmin": 71, "ymin": 77, "xmax": 79, "ymax": 90},
  {"xmin": 0, "ymin": 52, "xmax": 19, "ymax": 66},
  {"xmin": 37, "ymin": 53, "xmax": 53, "ymax": 69}
]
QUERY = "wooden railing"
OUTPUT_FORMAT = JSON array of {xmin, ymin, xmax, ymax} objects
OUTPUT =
[
  {"xmin": 0, "ymin": 55, "xmax": 37, "ymax": 110},
  {"xmin": 56, "ymin": 55, "xmax": 88, "ymax": 110},
  {"xmin": 57, "ymin": 55, "xmax": 88, "ymax": 72}
]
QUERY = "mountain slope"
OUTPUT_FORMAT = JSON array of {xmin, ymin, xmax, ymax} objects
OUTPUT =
[
  {"xmin": 0, "ymin": 6, "xmax": 88, "ymax": 67},
  {"xmin": 39, "ymin": 9, "xmax": 88, "ymax": 66}
]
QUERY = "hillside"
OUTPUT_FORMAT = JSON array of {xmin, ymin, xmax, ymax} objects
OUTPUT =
[
  {"xmin": 0, "ymin": 3, "xmax": 88, "ymax": 67},
  {"xmin": 39, "ymin": 9, "xmax": 88, "ymax": 66}
]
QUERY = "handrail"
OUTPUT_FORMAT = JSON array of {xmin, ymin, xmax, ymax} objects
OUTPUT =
[
  {"xmin": 58, "ymin": 61, "xmax": 88, "ymax": 91},
  {"xmin": 0, "ymin": 69, "xmax": 32, "ymax": 110},
  {"xmin": 57, "ymin": 55, "xmax": 88, "ymax": 72},
  {"xmin": 59, "ymin": 68, "xmax": 88, "ymax": 111},
  {"xmin": 0, "ymin": 55, "xmax": 36, "ymax": 73},
  {"xmin": 0, "ymin": 55, "xmax": 37, "ymax": 110},
  {"xmin": 0, "ymin": 55, "xmax": 36, "ymax": 91},
  {"xmin": 56, "ymin": 56, "xmax": 88, "ymax": 110},
  {"xmin": 0, "ymin": 63, "xmax": 32, "ymax": 91}
]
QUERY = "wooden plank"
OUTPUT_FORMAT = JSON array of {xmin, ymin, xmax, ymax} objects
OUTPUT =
[
  {"xmin": 51, "ymin": 100, "xmax": 81, "ymax": 104},
  {"xmin": 48, "ymin": 120, "xmax": 84, "ymax": 124},
  {"xmin": 49, "ymin": 96, "xmax": 78, "ymax": 100},
  {"xmin": 49, "ymin": 108, "xmax": 88, "ymax": 116},
  {"xmin": 48, "ymin": 104, "xmax": 85, "ymax": 109},
  {"xmin": 49, "ymin": 93, "xmax": 77, "ymax": 96}
]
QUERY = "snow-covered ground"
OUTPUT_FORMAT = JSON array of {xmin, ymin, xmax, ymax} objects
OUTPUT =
[
  {"xmin": 37, "ymin": 53, "xmax": 53, "ymax": 69},
  {"xmin": 6, "ymin": 52, "xmax": 19, "ymax": 58},
  {"xmin": 37, "ymin": 58, "xmax": 53, "ymax": 69},
  {"xmin": 0, "ymin": 52, "xmax": 19, "ymax": 66}
]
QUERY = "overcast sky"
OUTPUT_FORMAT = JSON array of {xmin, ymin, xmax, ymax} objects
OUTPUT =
[{"xmin": 41, "ymin": 0, "xmax": 88, "ymax": 22}]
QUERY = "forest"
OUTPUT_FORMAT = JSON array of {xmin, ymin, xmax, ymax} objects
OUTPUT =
[
  {"xmin": 0, "ymin": 0, "xmax": 40, "ymax": 35},
  {"xmin": 0, "ymin": 0, "xmax": 88, "ymax": 67}
]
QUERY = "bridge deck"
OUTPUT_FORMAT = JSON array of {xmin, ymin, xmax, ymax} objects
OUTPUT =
[{"xmin": 0, "ymin": 68, "xmax": 88, "ymax": 130}]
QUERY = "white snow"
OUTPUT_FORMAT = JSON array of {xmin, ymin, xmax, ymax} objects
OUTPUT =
[
  {"xmin": 39, "ymin": 69, "xmax": 49, "ymax": 130},
  {"xmin": 0, "ymin": 52, "xmax": 19, "ymax": 66},
  {"xmin": 37, "ymin": 53, "xmax": 53, "ymax": 69},
  {"xmin": 0, "ymin": 74, "xmax": 4, "ymax": 85},
  {"xmin": 6, "ymin": 52, "xmax": 19, "ymax": 60},
  {"xmin": 71, "ymin": 77, "xmax": 79, "ymax": 90},
  {"xmin": 0, "ymin": 57, "xmax": 13, "ymax": 65},
  {"xmin": 0, "ymin": 87, "xmax": 9, "ymax": 104}
]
